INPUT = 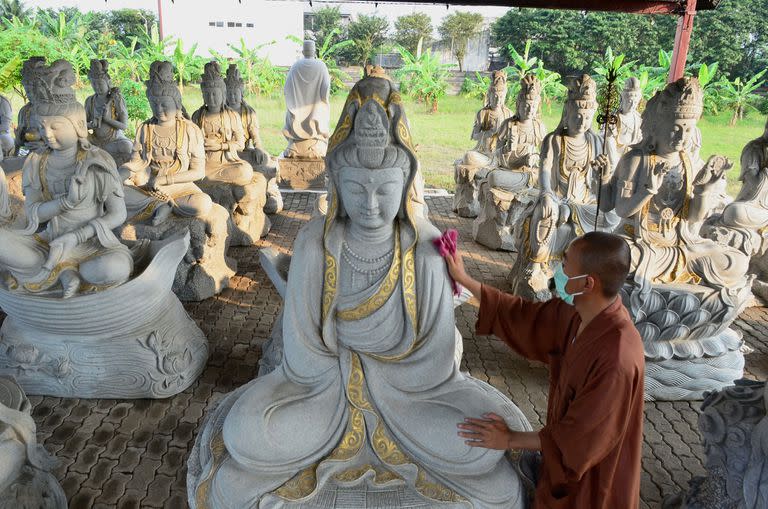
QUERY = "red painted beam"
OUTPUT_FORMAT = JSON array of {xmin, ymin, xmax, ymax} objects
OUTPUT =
[{"xmin": 669, "ymin": 0, "xmax": 697, "ymax": 81}]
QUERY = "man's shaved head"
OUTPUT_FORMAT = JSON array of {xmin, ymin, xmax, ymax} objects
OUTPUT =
[{"xmin": 570, "ymin": 232, "xmax": 631, "ymax": 297}]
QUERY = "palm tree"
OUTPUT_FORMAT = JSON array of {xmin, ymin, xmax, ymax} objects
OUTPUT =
[{"xmin": 172, "ymin": 39, "xmax": 202, "ymax": 95}]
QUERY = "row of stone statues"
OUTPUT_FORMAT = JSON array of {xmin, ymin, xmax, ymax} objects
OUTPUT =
[{"xmin": 456, "ymin": 72, "xmax": 767, "ymax": 400}]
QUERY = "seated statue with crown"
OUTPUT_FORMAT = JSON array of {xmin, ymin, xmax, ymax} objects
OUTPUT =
[
  {"xmin": 603, "ymin": 77, "xmax": 643, "ymax": 166},
  {"xmin": 473, "ymin": 74, "xmax": 546, "ymax": 250},
  {"xmin": 12, "ymin": 58, "xmax": 47, "ymax": 159},
  {"xmin": 85, "ymin": 59, "xmax": 134, "ymax": 166},
  {"xmin": 225, "ymin": 63, "xmax": 283, "ymax": 214},
  {"xmin": 188, "ymin": 73, "xmax": 531, "ymax": 509},
  {"xmin": 601, "ymin": 77, "xmax": 753, "ymax": 400},
  {"xmin": 453, "ymin": 71, "xmax": 512, "ymax": 218},
  {"xmin": 119, "ymin": 60, "xmax": 235, "ymax": 301},
  {"xmin": 0, "ymin": 59, "xmax": 208, "ymax": 398},
  {"xmin": 509, "ymin": 74, "xmax": 619, "ymax": 299},
  {"xmin": 192, "ymin": 61, "xmax": 270, "ymax": 245}
]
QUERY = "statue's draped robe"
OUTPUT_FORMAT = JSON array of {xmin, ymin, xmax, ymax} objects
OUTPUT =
[
  {"xmin": 477, "ymin": 286, "xmax": 645, "ymax": 509},
  {"xmin": 194, "ymin": 217, "xmax": 529, "ymax": 508},
  {"xmin": 282, "ymin": 58, "xmax": 330, "ymax": 145}
]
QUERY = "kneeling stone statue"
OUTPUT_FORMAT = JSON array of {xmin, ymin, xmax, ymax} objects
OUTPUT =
[{"xmin": 188, "ymin": 74, "xmax": 531, "ymax": 509}]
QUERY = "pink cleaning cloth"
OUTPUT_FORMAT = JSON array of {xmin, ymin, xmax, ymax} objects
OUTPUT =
[{"xmin": 433, "ymin": 229, "xmax": 461, "ymax": 296}]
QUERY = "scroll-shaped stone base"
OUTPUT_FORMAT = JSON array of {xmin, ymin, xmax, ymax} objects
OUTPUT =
[
  {"xmin": 199, "ymin": 175, "xmax": 271, "ymax": 247},
  {"xmin": 240, "ymin": 151, "xmax": 284, "ymax": 214},
  {"xmin": 0, "ymin": 377, "xmax": 67, "ymax": 508},
  {"xmin": 751, "ymin": 253, "xmax": 768, "ymax": 305},
  {"xmin": 453, "ymin": 160, "xmax": 482, "ymax": 218},
  {"xmin": 277, "ymin": 157, "xmax": 326, "ymax": 190},
  {"xmin": 473, "ymin": 183, "xmax": 537, "ymax": 251},
  {"xmin": 121, "ymin": 204, "xmax": 236, "ymax": 302},
  {"xmin": 0, "ymin": 235, "xmax": 209, "ymax": 398}
]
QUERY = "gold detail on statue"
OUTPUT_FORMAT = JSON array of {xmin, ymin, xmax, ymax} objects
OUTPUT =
[
  {"xmin": 346, "ymin": 352, "xmax": 374, "ymax": 411},
  {"xmin": 333, "ymin": 464, "xmax": 403, "ymax": 484},
  {"xmin": 272, "ymin": 464, "xmax": 320, "ymax": 500},
  {"xmin": 325, "ymin": 406, "xmax": 365, "ymax": 462},
  {"xmin": 415, "ymin": 470, "xmax": 467, "ymax": 503},
  {"xmin": 322, "ymin": 250, "xmax": 337, "ymax": 323},
  {"xmin": 194, "ymin": 431, "xmax": 227, "ymax": 508},
  {"xmin": 328, "ymin": 113, "xmax": 352, "ymax": 151},
  {"xmin": 22, "ymin": 261, "xmax": 79, "ymax": 292}
]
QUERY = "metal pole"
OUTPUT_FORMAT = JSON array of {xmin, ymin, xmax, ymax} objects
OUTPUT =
[
  {"xmin": 669, "ymin": 0, "xmax": 697, "ymax": 82},
  {"xmin": 157, "ymin": 0, "xmax": 164, "ymax": 41}
]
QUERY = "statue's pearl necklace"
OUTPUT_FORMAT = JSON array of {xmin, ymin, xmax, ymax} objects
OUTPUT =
[{"xmin": 341, "ymin": 241, "xmax": 394, "ymax": 288}]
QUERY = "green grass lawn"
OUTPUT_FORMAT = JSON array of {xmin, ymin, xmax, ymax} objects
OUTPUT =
[{"xmin": 7, "ymin": 87, "xmax": 764, "ymax": 196}]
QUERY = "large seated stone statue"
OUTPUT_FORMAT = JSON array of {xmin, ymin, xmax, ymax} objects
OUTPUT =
[
  {"xmin": 119, "ymin": 60, "xmax": 235, "ymax": 301},
  {"xmin": 13, "ymin": 57, "xmax": 46, "ymax": 157},
  {"xmin": 0, "ymin": 60, "xmax": 208, "ymax": 397},
  {"xmin": 453, "ymin": 71, "xmax": 512, "ymax": 218},
  {"xmin": 0, "ymin": 94, "xmax": 13, "ymax": 157},
  {"xmin": 0, "ymin": 376, "xmax": 66, "ymax": 508},
  {"xmin": 225, "ymin": 63, "xmax": 283, "ymax": 214},
  {"xmin": 192, "ymin": 61, "xmax": 270, "ymax": 245},
  {"xmin": 509, "ymin": 74, "xmax": 618, "ymax": 299},
  {"xmin": 188, "ymin": 74, "xmax": 530, "ymax": 509},
  {"xmin": 604, "ymin": 77, "xmax": 643, "ymax": 166},
  {"xmin": 278, "ymin": 38, "xmax": 331, "ymax": 189},
  {"xmin": 663, "ymin": 378, "xmax": 768, "ymax": 509},
  {"xmin": 473, "ymin": 74, "xmax": 546, "ymax": 250},
  {"xmin": 85, "ymin": 59, "xmax": 133, "ymax": 166},
  {"xmin": 601, "ymin": 78, "xmax": 752, "ymax": 400}
]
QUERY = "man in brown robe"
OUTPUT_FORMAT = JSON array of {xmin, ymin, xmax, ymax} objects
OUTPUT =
[{"xmin": 445, "ymin": 231, "xmax": 644, "ymax": 509}]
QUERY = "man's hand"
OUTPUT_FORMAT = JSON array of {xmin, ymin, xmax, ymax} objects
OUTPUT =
[{"xmin": 457, "ymin": 413, "xmax": 513, "ymax": 450}]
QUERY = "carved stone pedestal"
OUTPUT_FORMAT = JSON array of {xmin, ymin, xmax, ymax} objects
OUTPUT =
[
  {"xmin": 121, "ymin": 204, "xmax": 236, "ymax": 301},
  {"xmin": 277, "ymin": 157, "xmax": 326, "ymax": 189},
  {"xmin": 473, "ymin": 182, "xmax": 537, "ymax": 251},
  {"xmin": 241, "ymin": 151, "xmax": 283, "ymax": 214},
  {"xmin": 0, "ymin": 235, "xmax": 209, "ymax": 398},
  {"xmin": 199, "ymin": 175, "xmax": 270, "ymax": 247}
]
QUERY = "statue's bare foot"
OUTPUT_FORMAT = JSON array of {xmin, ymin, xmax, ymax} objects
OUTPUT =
[
  {"xmin": 152, "ymin": 204, "xmax": 172, "ymax": 226},
  {"xmin": 60, "ymin": 270, "xmax": 80, "ymax": 299}
]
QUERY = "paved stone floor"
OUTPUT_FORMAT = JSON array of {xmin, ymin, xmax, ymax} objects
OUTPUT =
[{"xmin": 3, "ymin": 192, "xmax": 767, "ymax": 509}]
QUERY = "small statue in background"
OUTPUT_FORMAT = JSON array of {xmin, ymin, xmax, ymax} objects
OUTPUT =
[
  {"xmin": 14, "ymin": 57, "xmax": 46, "ymax": 156},
  {"xmin": 0, "ymin": 94, "xmax": 13, "ymax": 157},
  {"xmin": 604, "ymin": 77, "xmax": 643, "ymax": 165},
  {"xmin": 453, "ymin": 70, "xmax": 513, "ymax": 217},
  {"xmin": 85, "ymin": 59, "xmax": 133, "ymax": 166}
]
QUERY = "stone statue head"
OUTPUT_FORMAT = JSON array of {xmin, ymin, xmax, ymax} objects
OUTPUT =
[
  {"xmin": 515, "ymin": 74, "xmax": 542, "ymax": 122},
  {"xmin": 32, "ymin": 59, "xmax": 89, "ymax": 151},
  {"xmin": 485, "ymin": 71, "xmax": 508, "ymax": 110},
  {"xmin": 303, "ymin": 39, "xmax": 316, "ymax": 59},
  {"xmin": 620, "ymin": 77, "xmax": 642, "ymax": 114},
  {"xmin": 201, "ymin": 61, "xmax": 226, "ymax": 111},
  {"xmin": 20, "ymin": 56, "xmax": 46, "ymax": 102},
  {"xmin": 640, "ymin": 77, "xmax": 703, "ymax": 155},
  {"xmin": 326, "ymin": 74, "xmax": 419, "ymax": 226},
  {"xmin": 558, "ymin": 74, "xmax": 597, "ymax": 135},
  {"xmin": 146, "ymin": 61, "xmax": 183, "ymax": 122},
  {"xmin": 88, "ymin": 59, "xmax": 112, "ymax": 95},
  {"xmin": 225, "ymin": 63, "xmax": 244, "ymax": 108}
]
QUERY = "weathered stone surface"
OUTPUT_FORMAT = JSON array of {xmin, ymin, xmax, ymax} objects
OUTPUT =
[
  {"xmin": 198, "ymin": 175, "xmax": 270, "ymax": 247},
  {"xmin": 277, "ymin": 156, "xmax": 326, "ymax": 190},
  {"xmin": 120, "ymin": 204, "xmax": 236, "ymax": 301}
]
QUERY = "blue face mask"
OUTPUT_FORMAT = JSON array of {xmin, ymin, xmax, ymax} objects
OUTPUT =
[{"xmin": 552, "ymin": 264, "xmax": 588, "ymax": 305}]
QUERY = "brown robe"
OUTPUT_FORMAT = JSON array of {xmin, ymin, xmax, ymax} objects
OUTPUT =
[{"xmin": 477, "ymin": 285, "xmax": 644, "ymax": 509}]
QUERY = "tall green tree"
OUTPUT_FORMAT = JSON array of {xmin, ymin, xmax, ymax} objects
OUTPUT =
[
  {"xmin": 309, "ymin": 6, "xmax": 345, "ymax": 53},
  {"xmin": 394, "ymin": 13, "xmax": 433, "ymax": 56},
  {"xmin": 438, "ymin": 11, "xmax": 484, "ymax": 72},
  {"xmin": 0, "ymin": 0, "xmax": 31, "ymax": 22},
  {"xmin": 106, "ymin": 9, "xmax": 157, "ymax": 50},
  {"xmin": 345, "ymin": 14, "xmax": 389, "ymax": 67}
]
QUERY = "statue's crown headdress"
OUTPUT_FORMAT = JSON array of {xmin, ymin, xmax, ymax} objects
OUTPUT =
[
  {"xmin": 624, "ymin": 77, "xmax": 641, "ymax": 93},
  {"xmin": 88, "ymin": 59, "xmax": 110, "ymax": 80},
  {"xmin": 644, "ymin": 77, "xmax": 702, "ymax": 122},
  {"xmin": 225, "ymin": 64, "xmax": 243, "ymax": 90},
  {"xmin": 146, "ymin": 61, "xmax": 181, "ymax": 103},
  {"xmin": 565, "ymin": 74, "xmax": 597, "ymax": 107},
  {"xmin": 20, "ymin": 56, "xmax": 47, "ymax": 99},
  {"xmin": 492, "ymin": 70, "xmax": 507, "ymax": 89},
  {"xmin": 33, "ymin": 59, "xmax": 77, "ymax": 106},
  {"xmin": 201, "ymin": 61, "xmax": 225, "ymax": 91},
  {"xmin": 519, "ymin": 74, "xmax": 542, "ymax": 100}
]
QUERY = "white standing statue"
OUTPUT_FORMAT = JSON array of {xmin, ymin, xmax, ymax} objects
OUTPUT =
[
  {"xmin": 188, "ymin": 74, "xmax": 530, "ymax": 509},
  {"xmin": 0, "ymin": 94, "xmax": 13, "ymax": 157},
  {"xmin": 453, "ymin": 71, "xmax": 513, "ymax": 218},
  {"xmin": 473, "ymin": 74, "xmax": 546, "ymax": 250},
  {"xmin": 0, "ymin": 376, "xmax": 66, "ymax": 508},
  {"xmin": 601, "ymin": 77, "xmax": 753, "ymax": 400},
  {"xmin": 0, "ymin": 59, "xmax": 208, "ymax": 398},
  {"xmin": 85, "ymin": 59, "xmax": 133, "ymax": 166},
  {"xmin": 604, "ymin": 77, "xmax": 643, "ymax": 165}
]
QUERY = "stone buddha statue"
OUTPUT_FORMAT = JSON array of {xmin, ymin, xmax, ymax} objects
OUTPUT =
[
  {"xmin": 510, "ymin": 74, "xmax": 618, "ymax": 298},
  {"xmin": 13, "ymin": 57, "xmax": 46, "ymax": 156},
  {"xmin": 602, "ymin": 78, "xmax": 752, "ymax": 400},
  {"xmin": 225, "ymin": 63, "xmax": 282, "ymax": 214},
  {"xmin": 604, "ymin": 77, "xmax": 643, "ymax": 165},
  {"xmin": 0, "ymin": 59, "xmax": 133, "ymax": 299},
  {"xmin": 188, "ymin": 74, "xmax": 530, "ymax": 509},
  {"xmin": 120, "ymin": 61, "xmax": 213, "ymax": 226},
  {"xmin": 85, "ymin": 59, "xmax": 133, "ymax": 166},
  {"xmin": 192, "ymin": 61, "xmax": 254, "ymax": 186},
  {"xmin": 473, "ymin": 74, "xmax": 546, "ymax": 250},
  {"xmin": 453, "ymin": 71, "xmax": 513, "ymax": 217},
  {"xmin": 282, "ymin": 38, "xmax": 331, "ymax": 159},
  {"xmin": 0, "ymin": 93, "xmax": 13, "ymax": 157}
]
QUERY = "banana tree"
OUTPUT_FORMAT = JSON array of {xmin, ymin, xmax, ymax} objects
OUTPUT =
[
  {"xmin": 227, "ymin": 38, "xmax": 282, "ymax": 97},
  {"xmin": 506, "ymin": 40, "xmax": 538, "ymax": 80},
  {"xmin": 716, "ymin": 69, "xmax": 767, "ymax": 126},
  {"xmin": 394, "ymin": 45, "xmax": 454, "ymax": 112},
  {"xmin": 135, "ymin": 25, "xmax": 173, "ymax": 80},
  {"xmin": 38, "ymin": 10, "xmax": 96, "ymax": 87},
  {"xmin": 172, "ymin": 39, "xmax": 203, "ymax": 95},
  {"xmin": 695, "ymin": 61, "xmax": 720, "ymax": 114}
]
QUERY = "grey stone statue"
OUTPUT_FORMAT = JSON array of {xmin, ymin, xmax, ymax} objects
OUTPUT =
[
  {"xmin": 13, "ymin": 57, "xmax": 46, "ymax": 156},
  {"xmin": 85, "ymin": 59, "xmax": 133, "ymax": 166},
  {"xmin": 473, "ymin": 74, "xmax": 546, "ymax": 250},
  {"xmin": 0, "ymin": 376, "xmax": 66, "ymax": 508},
  {"xmin": 601, "ymin": 77, "xmax": 753, "ymax": 400},
  {"xmin": 188, "ymin": 73, "xmax": 530, "ymax": 509},
  {"xmin": 663, "ymin": 378, "xmax": 768, "ymax": 509},
  {"xmin": 604, "ymin": 77, "xmax": 643, "ymax": 166},
  {"xmin": 453, "ymin": 71, "xmax": 513, "ymax": 218},
  {"xmin": 0, "ymin": 94, "xmax": 13, "ymax": 157}
]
